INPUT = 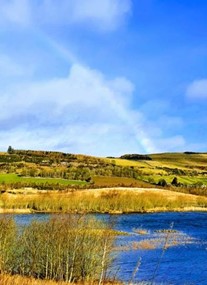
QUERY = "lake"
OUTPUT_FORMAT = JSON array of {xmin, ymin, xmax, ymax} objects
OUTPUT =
[{"xmin": 9, "ymin": 212, "xmax": 207, "ymax": 284}]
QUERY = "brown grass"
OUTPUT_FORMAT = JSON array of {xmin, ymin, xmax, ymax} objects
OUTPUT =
[
  {"xmin": 1, "ymin": 187, "xmax": 207, "ymax": 213},
  {"xmin": 131, "ymin": 241, "xmax": 156, "ymax": 250},
  {"xmin": 115, "ymin": 230, "xmax": 195, "ymax": 252},
  {"xmin": 92, "ymin": 176, "xmax": 153, "ymax": 188},
  {"xmin": 0, "ymin": 274, "xmax": 121, "ymax": 285},
  {"xmin": 0, "ymin": 274, "xmax": 68, "ymax": 285},
  {"xmin": 133, "ymin": 229, "xmax": 148, "ymax": 235}
]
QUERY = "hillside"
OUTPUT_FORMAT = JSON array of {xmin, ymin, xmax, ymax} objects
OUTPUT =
[{"xmin": 0, "ymin": 148, "xmax": 207, "ymax": 195}]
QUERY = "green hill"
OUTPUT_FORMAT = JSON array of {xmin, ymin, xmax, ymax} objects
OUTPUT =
[{"xmin": 0, "ymin": 148, "xmax": 207, "ymax": 195}]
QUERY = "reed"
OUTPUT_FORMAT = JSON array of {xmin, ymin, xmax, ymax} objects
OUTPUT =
[
  {"xmin": 0, "ymin": 215, "xmax": 115, "ymax": 283},
  {"xmin": 0, "ymin": 274, "xmax": 121, "ymax": 285},
  {"xmin": 1, "ymin": 190, "xmax": 207, "ymax": 213}
]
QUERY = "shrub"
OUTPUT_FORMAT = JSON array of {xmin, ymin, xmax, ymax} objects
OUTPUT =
[
  {"xmin": 157, "ymin": 179, "xmax": 167, "ymax": 187},
  {"xmin": 171, "ymin": 177, "xmax": 178, "ymax": 186},
  {"xmin": 0, "ymin": 215, "xmax": 114, "ymax": 283}
]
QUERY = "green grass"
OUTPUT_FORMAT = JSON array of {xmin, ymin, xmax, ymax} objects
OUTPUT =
[
  {"xmin": 113, "ymin": 152, "xmax": 207, "ymax": 171},
  {"xmin": 1, "ymin": 151, "xmax": 207, "ymax": 190},
  {"xmin": 111, "ymin": 154, "xmax": 201, "ymax": 176},
  {"xmin": 145, "ymin": 175, "xmax": 207, "ymax": 186},
  {"xmin": 0, "ymin": 174, "xmax": 87, "ymax": 186},
  {"xmin": 109, "ymin": 153, "xmax": 207, "ymax": 186},
  {"xmin": 150, "ymin": 153, "xmax": 207, "ymax": 168}
]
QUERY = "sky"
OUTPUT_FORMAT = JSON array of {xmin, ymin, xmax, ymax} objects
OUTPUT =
[{"xmin": 0, "ymin": 0, "xmax": 207, "ymax": 156}]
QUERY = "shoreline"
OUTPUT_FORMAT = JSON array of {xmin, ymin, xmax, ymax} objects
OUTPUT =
[{"xmin": 1, "ymin": 206, "xmax": 207, "ymax": 214}]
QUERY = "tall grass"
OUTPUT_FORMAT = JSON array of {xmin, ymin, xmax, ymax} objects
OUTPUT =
[
  {"xmin": 1, "ymin": 190, "xmax": 207, "ymax": 213},
  {"xmin": 0, "ymin": 216, "xmax": 114, "ymax": 283},
  {"xmin": 0, "ymin": 274, "xmax": 73, "ymax": 285},
  {"xmin": 0, "ymin": 274, "xmax": 121, "ymax": 285}
]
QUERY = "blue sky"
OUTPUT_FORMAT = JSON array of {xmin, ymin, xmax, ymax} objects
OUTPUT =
[{"xmin": 0, "ymin": 0, "xmax": 207, "ymax": 156}]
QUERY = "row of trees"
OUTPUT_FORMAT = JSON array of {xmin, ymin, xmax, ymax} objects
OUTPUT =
[
  {"xmin": 155, "ymin": 177, "xmax": 207, "ymax": 197},
  {"xmin": 2, "ymin": 162, "xmax": 143, "ymax": 183},
  {"xmin": 19, "ymin": 167, "xmax": 92, "ymax": 182}
]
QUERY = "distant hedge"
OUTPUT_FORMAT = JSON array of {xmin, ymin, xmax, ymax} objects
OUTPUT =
[
  {"xmin": 120, "ymin": 154, "xmax": 152, "ymax": 161},
  {"xmin": 184, "ymin": 152, "xmax": 198, "ymax": 155}
]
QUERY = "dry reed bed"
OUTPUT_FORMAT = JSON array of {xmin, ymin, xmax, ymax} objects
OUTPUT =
[
  {"xmin": 0, "ymin": 274, "xmax": 69, "ymax": 285},
  {"xmin": 1, "ymin": 188, "xmax": 207, "ymax": 213},
  {"xmin": 115, "ymin": 228, "xmax": 195, "ymax": 252},
  {"xmin": 0, "ymin": 274, "xmax": 121, "ymax": 285}
]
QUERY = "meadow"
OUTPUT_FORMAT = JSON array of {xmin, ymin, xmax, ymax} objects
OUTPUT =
[
  {"xmin": 1, "ymin": 188, "xmax": 207, "ymax": 214},
  {"xmin": 143, "ymin": 174, "xmax": 207, "ymax": 186},
  {"xmin": 1, "ymin": 149, "xmax": 207, "ymax": 191},
  {"xmin": 0, "ymin": 149, "xmax": 207, "ymax": 211},
  {"xmin": 0, "ymin": 174, "xmax": 87, "ymax": 188}
]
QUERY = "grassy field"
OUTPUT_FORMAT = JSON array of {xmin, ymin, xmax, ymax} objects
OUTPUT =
[
  {"xmin": 1, "ymin": 150, "xmax": 207, "ymax": 191},
  {"xmin": 0, "ymin": 174, "xmax": 87, "ymax": 186},
  {"xmin": 1, "ymin": 188, "xmax": 207, "ymax": 213},
  {"xmin": 111, "ymin": 152, "xmax": 207, "ymax": 173},
  {"xmin": 143, "ymin": 175, "xmax": 207, "ymax": 186},
  {"xmin": 92, "ymin": 176, "xmax": 153, "ymax": 188},
  {"xmin": 106, "ymin": 153, "xmax": 207, "ymax": 189}
]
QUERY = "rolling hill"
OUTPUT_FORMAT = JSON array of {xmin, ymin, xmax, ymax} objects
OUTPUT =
[{"xmin": 0, "ymin": 148, "xmax": 207, "ymax": 195}]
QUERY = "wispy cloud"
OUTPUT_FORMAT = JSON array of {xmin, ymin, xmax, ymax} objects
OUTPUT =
[
  {"xmin": 0, "ymin": 0, "xmax": 31, "ymax": 26},
  {"xmin": 0, "ymin": 55, "xmax": 26, "ymax": 77},
  {"xmin": 0, "ymin": 49, "xmax": 187, "ymax": 155},
  {"xmin": 67, "ymin": 0, "xmax": 132, "ymax": 31},
  {"xmin": 186, "ymin": 79, "xmax": 207, "ymax": 99},
  {"xmin": 0, "ymin": 0, "xmax": 131, "ymax": 31},
  {"xmin": 0, "ymin": 0, "xmax": 194, "ymax": 155},
  {"xmin": 0, "ymin": 63, "xmax": 156, "ymax": 155}
]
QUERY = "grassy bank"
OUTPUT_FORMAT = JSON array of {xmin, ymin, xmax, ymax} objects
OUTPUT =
[
  {"xmin": 0, "ymin": 274, "xmax": 121, "ymax": 285},
  {"xmin": 0, "ymin": 274, "xmax": 92, "ymax": 285},
  {"xmin": 1, "ymin": 189, "xmax": 207, "ymax": 214}
]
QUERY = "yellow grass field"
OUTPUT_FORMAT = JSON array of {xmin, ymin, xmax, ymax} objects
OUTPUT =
[{"xmin": 1, "ymin": 187, "xmax": 207, "ymax": 214}]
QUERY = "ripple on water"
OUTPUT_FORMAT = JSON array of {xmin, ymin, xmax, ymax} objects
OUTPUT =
[{"xmin": 5, "ymin": 211, "xmax": 207, "ymax": 285}]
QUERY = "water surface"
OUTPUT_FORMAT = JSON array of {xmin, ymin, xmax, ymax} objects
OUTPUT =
[{"xmin": 9, "ymin": 212, "xmax": 207, "ymax": 284}]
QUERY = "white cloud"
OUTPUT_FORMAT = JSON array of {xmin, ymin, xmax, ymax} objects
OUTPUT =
[
  {"xmin": 0, "ymin": 63, "xmax": 156, "ymax": 156},
  {"xmin": 0, "ymin": 60, "xmax": 189, "ymax": 155},
  {"xmin": 0, "ymin": 55, "xmax": 26, "ymax": 77},
  {"xmin": 186, "ymin": 79, "xmax": 207, "ymax": 99},
  {"xmin": 0, "ymin": 0, "xmax": 131, "ymax": 31},
  {"xmin": 69, "ymin": 0, "xmax": 132, "ymax": 30},
  {"xmin": 2, "ymin": 64, "xmax": 133, "ymax": 113},
  {"xmin": 0, "ymin": 0, "xmax": 31, "ymax": 26}
]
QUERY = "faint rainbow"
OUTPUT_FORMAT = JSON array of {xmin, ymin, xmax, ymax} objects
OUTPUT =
[{"xmin": 37, "ymin": 32, "xmax": 155, "ymax": 153}]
